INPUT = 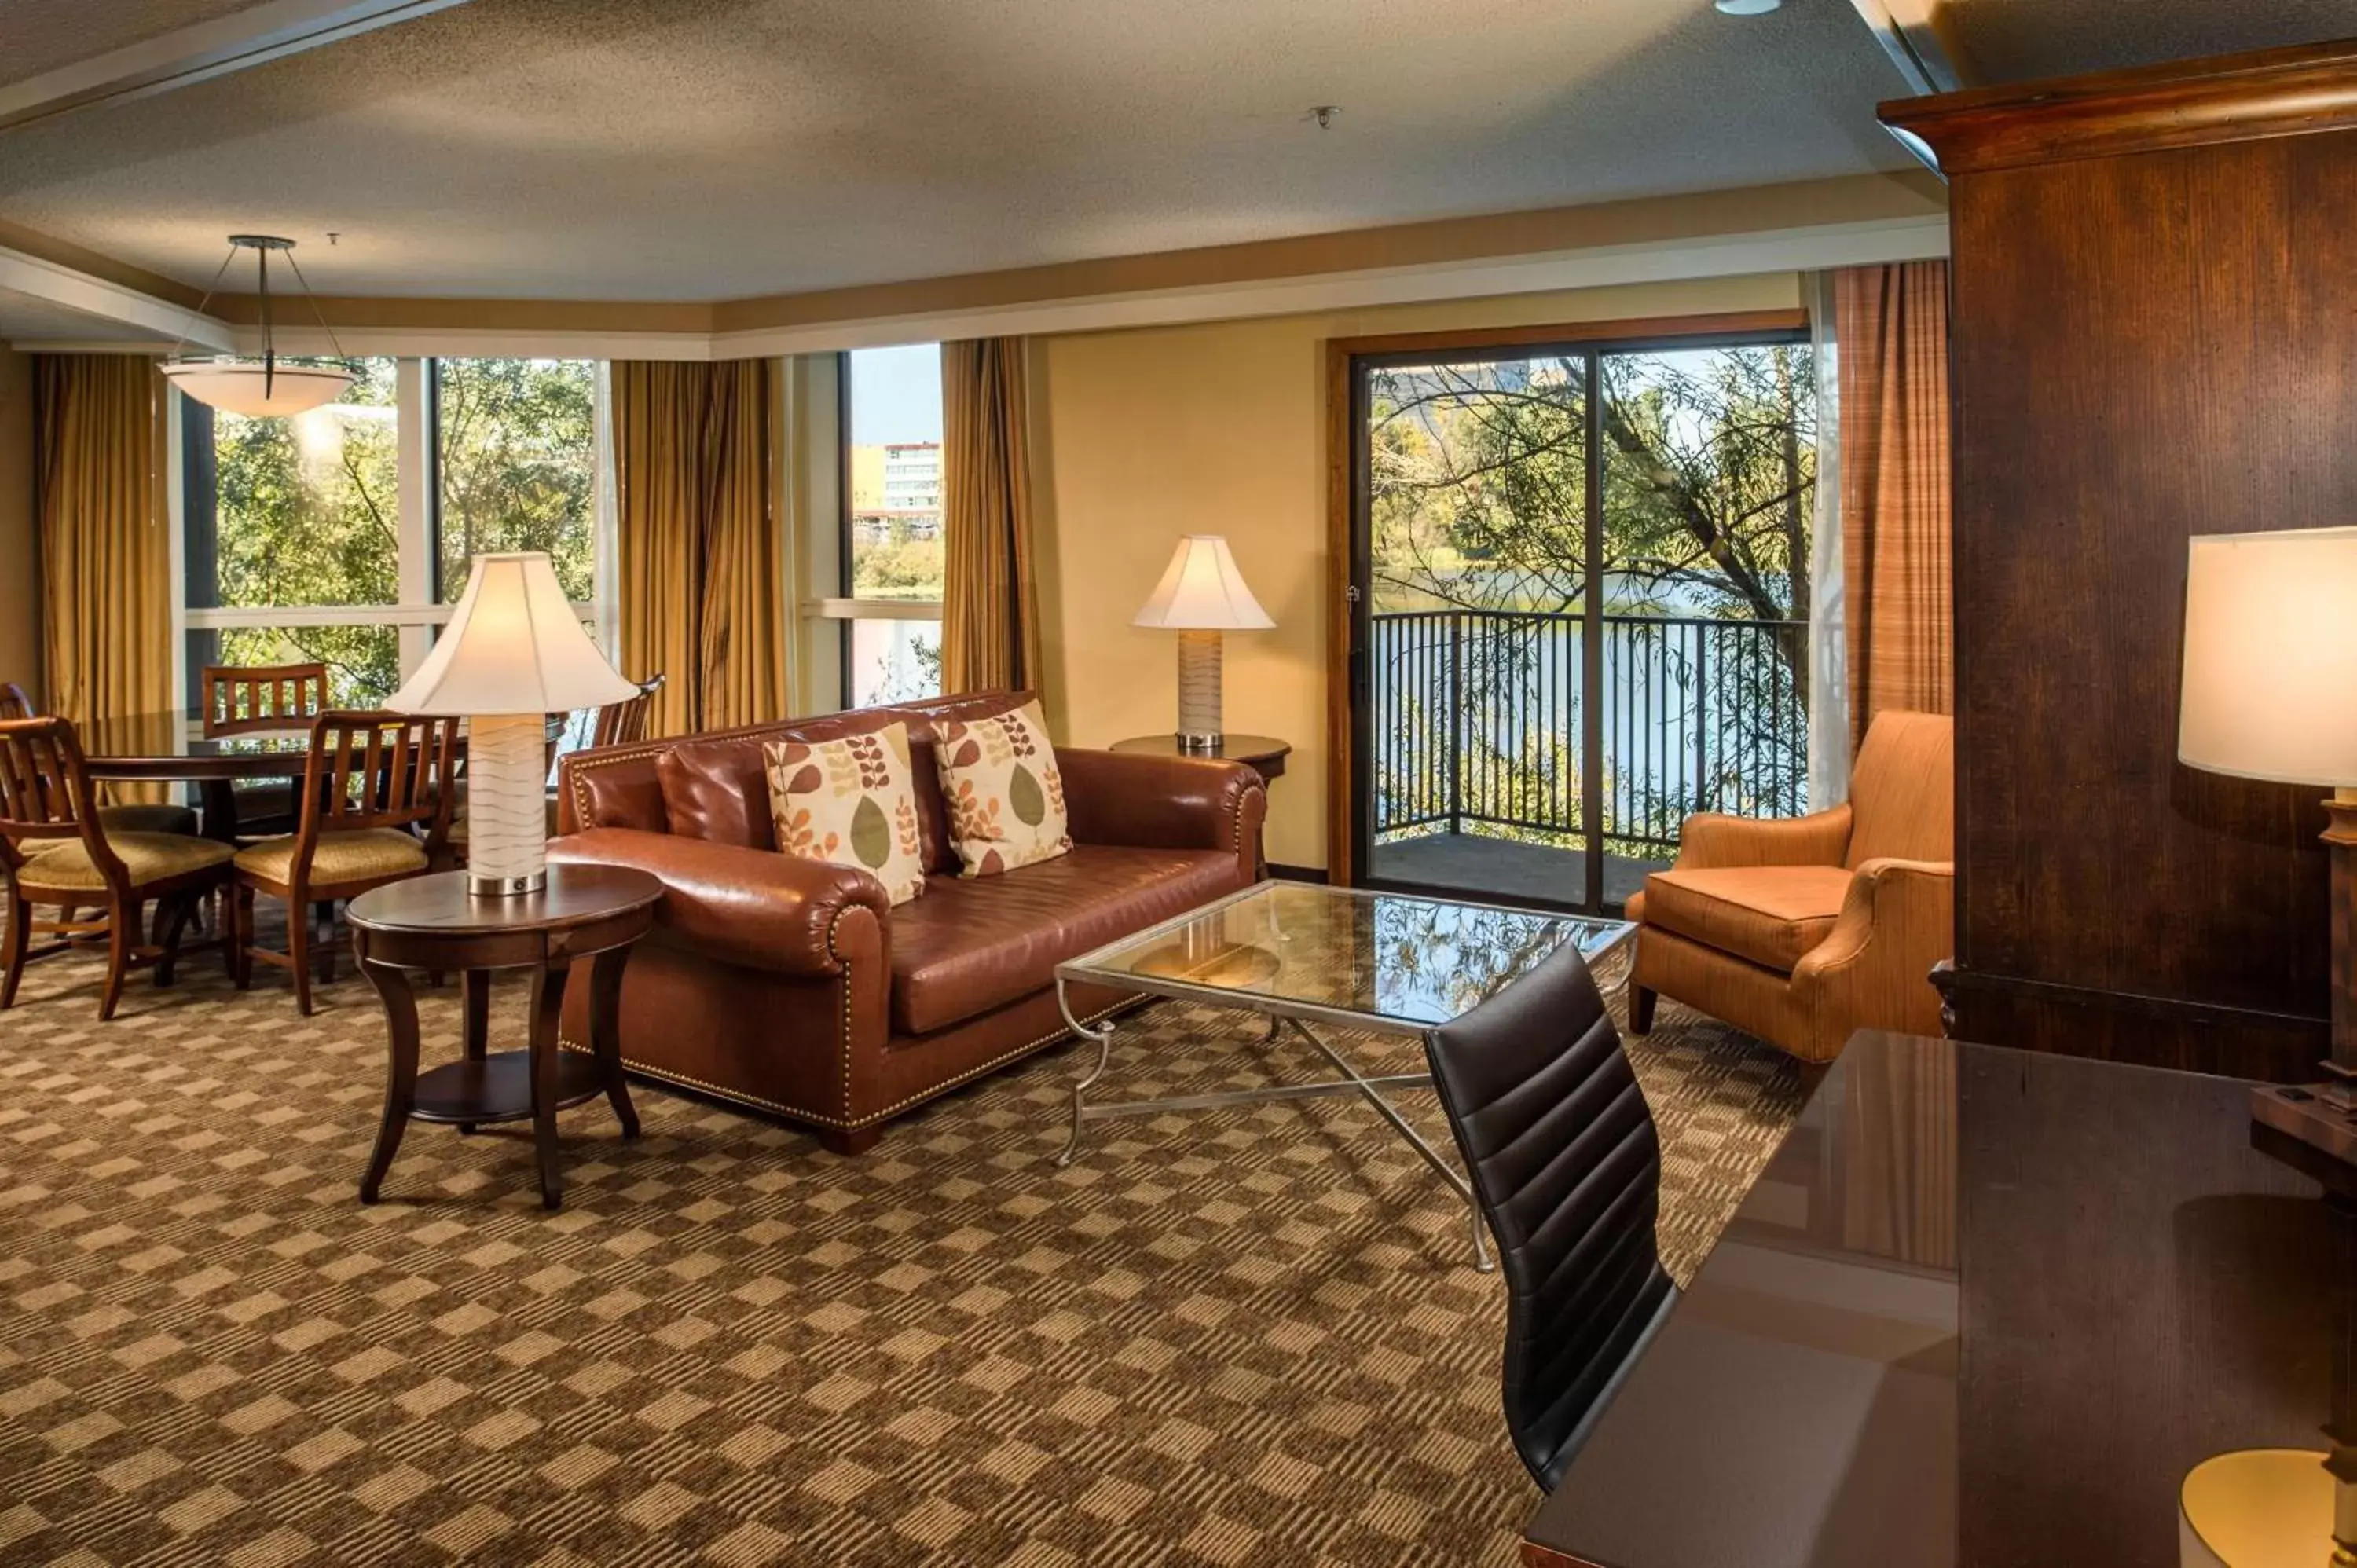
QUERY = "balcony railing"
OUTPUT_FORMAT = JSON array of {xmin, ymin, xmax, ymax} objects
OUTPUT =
[{"xmin": 1371, "ymin": 609, "xmax": 1809, "ymax": 856}]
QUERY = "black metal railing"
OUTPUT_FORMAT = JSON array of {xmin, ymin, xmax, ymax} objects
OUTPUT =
[{"xmin": 1371, "ymin": 609, "xmax": 1809, "ymax": 856}]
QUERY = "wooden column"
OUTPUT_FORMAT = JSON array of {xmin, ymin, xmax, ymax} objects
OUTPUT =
[{"xmin": 1885, "ymin": 40, "xmax": 2357, "ymax": 1081}]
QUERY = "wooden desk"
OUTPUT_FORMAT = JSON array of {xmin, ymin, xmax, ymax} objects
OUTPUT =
[{"xmin": 1523, "ymin": 1031, "xmax": 2346, "ymax": 1568}]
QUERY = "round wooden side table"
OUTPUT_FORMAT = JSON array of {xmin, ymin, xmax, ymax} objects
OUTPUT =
[
  {"xmin": 346, "ymin": 865, "xmax": 662, "ymax": 1211},
  {"xmin": 1109, "ymin": 734, "xmax": 1292, "ymax": 784}
]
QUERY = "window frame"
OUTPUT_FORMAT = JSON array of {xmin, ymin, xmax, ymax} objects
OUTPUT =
[
  {"xmin": 172, "ymin": 354, "xmax": 613, "ymax": 734},
  {"xmin": 832, "ymin": 346, "xmax": 944, "ymax": 709}
]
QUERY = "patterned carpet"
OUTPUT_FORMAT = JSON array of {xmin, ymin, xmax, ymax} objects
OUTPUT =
[{"xmin": 0, "ymin": 916, "xmax": 1805, "ymax": 1566}]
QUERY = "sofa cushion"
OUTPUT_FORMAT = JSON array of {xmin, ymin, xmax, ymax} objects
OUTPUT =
[
  {"xmin": 1637, "ymin": 864, "xmax": 1853, "ymax": 974},
  {"xmin": 764, "ymin": 724, "xmax": 928, "ymax": 906},
  {"xmin": 887, "ymin": 843, "xmax": 1239, "ymax": 1035},
  {"xmin": 643, "ymin": 691, "xmax": 1039, "ymax": 857},
  {"xmin": 935, "ymin": 699, "xmax": 1072, "ymax": 877}
]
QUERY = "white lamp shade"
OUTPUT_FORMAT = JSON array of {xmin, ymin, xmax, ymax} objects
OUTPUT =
[
  {"xmin": 162, "ymin": 361, "xmax": 355, "ymax": 418},
  {"xmin": 389, "ymin": 552, "xmax": 636, "ymax": 716},
  {"xmin": 2179, "ymin": 526, "xmax": 2357, "ymax": 787},
  {"xmin": 1133, "ymin": 535, "xmax": 1274, "ymax": 631},
  {"xmin": 2176, "ymin": 1449, "xmax": 2338, "ymax": 1567}
]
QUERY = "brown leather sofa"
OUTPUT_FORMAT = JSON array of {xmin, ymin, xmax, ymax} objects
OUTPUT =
[
  {"xmin": 548, "ymin": 691, "xmax": 1266, "ymax": 1152},
  {"xmin": 1625, "ymin": 709, "xmax": 1954, "ymax": 1063}
]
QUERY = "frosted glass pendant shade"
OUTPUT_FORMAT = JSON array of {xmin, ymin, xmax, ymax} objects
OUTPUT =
[{"xmin": 161, "ymin": 361, "xmax": 354, "ymax": 417}]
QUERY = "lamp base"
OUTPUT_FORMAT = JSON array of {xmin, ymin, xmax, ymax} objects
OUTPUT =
[
  {"xmin": 467, "ymin": 870, "xmax": 548, "ymax": 898},
  {"xmin": 459, "ymin": 713, "xmax": 550, "ymax": 898},
  {"xmin": 1175, "ymin": 630, "xmax": 1223, "ymax": 750}
]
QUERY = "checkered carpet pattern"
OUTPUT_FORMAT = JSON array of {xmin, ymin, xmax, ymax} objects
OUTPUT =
[{"xmin": 0, "ymin": 921, "xmax": 1804, "ymax": 1566}]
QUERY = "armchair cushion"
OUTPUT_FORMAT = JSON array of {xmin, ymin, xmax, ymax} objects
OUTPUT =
[
  {"xmin": 888, "ymin": 844, "xmax": 1238, "ymax": 1034},
  {"xmin": 1846, "ymin": 711, "xmax": 1953, "ymax": 869},
  {"xmin": 1634, "ymin": 864, "xmax": 1853, "ymax": 974}
]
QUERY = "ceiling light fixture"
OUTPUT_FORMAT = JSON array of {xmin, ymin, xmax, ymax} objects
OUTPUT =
[
  {"xmin": 1714, "ymin": 0, "xmax": 1782, "ymax": 13},
  {"xmin": 161, "ymin": 234, "xmax": 354, "ymax": 417}
]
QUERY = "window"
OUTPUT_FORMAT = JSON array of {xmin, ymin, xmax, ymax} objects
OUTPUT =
[
  {"xmin": 434, "ymin": 358, "xmax": 599, "ymax": 603},
  {"xmin": 179, "ymin": 357, "xmax": 609, "ymax": 723},
  {"xmin": 840, "ymin": 345, "xmax": 943, "ymax": 708}
]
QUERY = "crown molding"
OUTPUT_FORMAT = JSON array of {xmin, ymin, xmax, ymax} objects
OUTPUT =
[
  {"xmin": 1882, "ymin": 36, "xmax": 2357, "ymax": 175},
  {"xmin": 10, "ymin": 170, "xmax": 1948, "ymax": 359}
]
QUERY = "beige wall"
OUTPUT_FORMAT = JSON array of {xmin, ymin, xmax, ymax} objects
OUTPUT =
[
  {"xmin": 1029, "ymin": 272, "xmax": 1805, "ymax": 870},
  {"xmin": 0, "ymin": 344, "xmax": 35, "ymax": 702}
]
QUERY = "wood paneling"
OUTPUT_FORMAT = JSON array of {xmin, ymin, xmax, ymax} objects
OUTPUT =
[{"xmin": 1885, "ymin": 48, "xmax": 2357, "ymax": 1081}]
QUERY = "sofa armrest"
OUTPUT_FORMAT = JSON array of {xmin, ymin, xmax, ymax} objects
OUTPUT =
[
  {"xmin": 1673, "ymin": 804, "xmax": 1853, "ymax": 871},
  {"xmin": 548, "ymin": 827, "xmax": 889, "ymax": 977},
  {"xmin": 1791, "ymin": 857, "xmax": 1955, "ymax": 1041},
  {"xmin": 1054, "ymin": 748, "xmax": 1266, "ymax": 862}
]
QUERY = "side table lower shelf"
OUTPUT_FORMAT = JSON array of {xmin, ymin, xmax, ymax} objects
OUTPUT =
[{"xmin": 411, "ymin": 1050, "xmax": 613, "ymax": 1126}]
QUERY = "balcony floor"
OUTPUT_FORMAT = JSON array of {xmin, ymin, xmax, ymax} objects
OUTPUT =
[{"xmin": 1369, "ymin": 830, "xmax": 1666, "ymax": 912}]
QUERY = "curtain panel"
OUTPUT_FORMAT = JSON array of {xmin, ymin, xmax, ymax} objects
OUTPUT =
[
  {"xmin": 1834, "ymin": 261, "xmax": 1954, "ymax": 744},
  {"xmin": 35, "ymin": 354, "xmax": 174, "ymax": 794},
  {"xmin": 938, "ymin": 338, "xmax": 1041, "ymax": 694},
  {"xmin": 612, "ymin": 359, "xmax": 786, "ymax": 737}
]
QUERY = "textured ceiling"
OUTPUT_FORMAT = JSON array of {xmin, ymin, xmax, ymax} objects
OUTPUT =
[
  {"xmin": 1948, "ymin": 0, "xmax": 2355, "ymax": 85},
  {"xmin": 0, "ymin": 0, "xmax": 284, "ymax": 87},
  {"xmin": 0, "ymin": 0, "xmax": 1918, "ymax": 301},
  {"xmin": 0, "ymin": 0, "xmax": 2348, "ymax": 306}
]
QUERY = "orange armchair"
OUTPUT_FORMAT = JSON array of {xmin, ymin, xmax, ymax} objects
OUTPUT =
[{"xmin": 1626, "ymin": 710, "xmax": 1953, "ymax": 1063}]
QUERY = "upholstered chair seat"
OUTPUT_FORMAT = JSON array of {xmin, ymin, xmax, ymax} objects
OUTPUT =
[
  {"xmin": 16, "ymin": 832, "xmax": 236, "ymax": 892},
  {"xmin": 1630, "ymin": 864, "xmax": 1852, "ymax": 973},
  {"xmin": 233, "ymin": 827, "xmax": 428, "ymax": 890},
  {"xmin": 1627, "ymin": 709, "xmax": 1954, "ymax": 1063}
]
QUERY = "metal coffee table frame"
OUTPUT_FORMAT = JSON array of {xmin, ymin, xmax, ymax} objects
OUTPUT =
[{"xmin": 1052, "ymin": 881, "xmax": 1634, "ymax": 1273}]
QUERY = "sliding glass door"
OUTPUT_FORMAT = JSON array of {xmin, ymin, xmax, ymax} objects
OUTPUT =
[{"xmin": 1347, "ymin": 328, "xmax": 1817, "ymax": 913}]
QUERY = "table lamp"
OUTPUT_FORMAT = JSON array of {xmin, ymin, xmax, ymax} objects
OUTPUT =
[
  {"xmin": 388, "ymin": 552, "xmax": 636, "ymax": 896},
  {"xmin": 2177, "ymin": 526, "xmax": 2357, "ymax": 1174},
  {"xmin": 1132, "ymin": 535, "xmax": 1274, "ymax": 752}
]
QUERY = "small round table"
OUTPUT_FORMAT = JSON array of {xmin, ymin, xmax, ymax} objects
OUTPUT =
[
  {"xmin": 1109, "ymin": 734, "xmax": 1292, "ymax": 784},
  {"xmin": 346, "ymin": 865, "xmax": 662, "ymax": 1210}
]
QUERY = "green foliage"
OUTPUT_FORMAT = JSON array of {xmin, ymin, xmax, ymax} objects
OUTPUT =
[
  {"xmin": 200, "ymin": 357, "xmax": 598, "ymax": 705},
  {"xmin": 436, "ymin": 358, "xmax": 597, "ymax": 602},
  {"xmin": 852, "ymin": 536, "xmax": 945, "ymax": 599},
  {"xmin": 1365, "ymin": 344, "xmax": 1820, "ymax": 850},
  {"xmin": 1368, "ymin": 344, "xmax": 1816, "ymax": 627}
]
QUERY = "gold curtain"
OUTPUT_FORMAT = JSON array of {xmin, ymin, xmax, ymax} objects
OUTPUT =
[
  {"xmin": 35, "ymin": 355, "xmax": 173, "ymax": 794},
  {"xmin": 612, "ymin": 359, "xmax": 786, "ymax": 737},
  {"xmin": 1835, "ymin": 261, "xmax": 1953, "ymax": 746},
  {"xmin": 938, "ymin": 338, "xmax": 1040, "ymax": 694}
]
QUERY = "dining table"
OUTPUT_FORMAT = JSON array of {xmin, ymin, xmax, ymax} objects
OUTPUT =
[{"xmin": 78, "ymin": 711, "xmax": 570, "ymax": 842}]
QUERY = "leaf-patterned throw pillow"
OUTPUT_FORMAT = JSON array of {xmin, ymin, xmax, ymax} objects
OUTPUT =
[
  {"xmin": 934, "ymin": 699, "xmax": 1072, "ymax": 877},
  {"xmin": 763, "ymin": 722, "xmax": 928, "ymax": 905}
]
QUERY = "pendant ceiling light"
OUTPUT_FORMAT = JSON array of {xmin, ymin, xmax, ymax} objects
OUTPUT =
[{"xmin": 161, "ymin": 234, "xmax": 354, "ymax": 417}]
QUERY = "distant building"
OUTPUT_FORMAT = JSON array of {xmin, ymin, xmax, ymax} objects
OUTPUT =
[
  {"xmin": 848, "ymin": 445, "xmax": 885, "ymax": 511},
  {"xmin": 882, "ymin": 441, "xmax": 941, "ymax": 514}
]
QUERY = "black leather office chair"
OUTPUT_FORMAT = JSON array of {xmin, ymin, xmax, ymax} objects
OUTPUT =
[{"xmin": 1424, "ymin": 940, "xmax": 1679, "ymax": 1490}]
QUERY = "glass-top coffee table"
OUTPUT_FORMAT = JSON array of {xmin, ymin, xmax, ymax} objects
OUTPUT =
[{"xmin": 1054, "ymin": 881, "xmax": 1634, "ymax": 1271}]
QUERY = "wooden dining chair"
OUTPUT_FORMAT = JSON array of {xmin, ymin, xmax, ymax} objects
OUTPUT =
[
  {"xmin": 200, "ymin": 663, "xmax": 331, "ymax": 738},
  {"xmin": 0, "ymin": 682, "xmax": 200, "ymax": 839},
  {"xmin": 231, "ymin": 711, "xmax": 459, "ymax": 1016},
  {"xmin": 1, "ymin": 716, "xmax": 236, "ymax": 1020},
  {"xmin": 591, "ymin": 672, "xmax": 665, "ymax": 749},
  {"xmin": 1423, "ymin": 939, "xmax": 1680, "ymax": 1492},
  {"xmin": 203, "ymin": 661, "xmax": 332, "ymax": 839}
]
